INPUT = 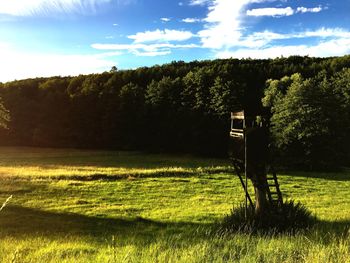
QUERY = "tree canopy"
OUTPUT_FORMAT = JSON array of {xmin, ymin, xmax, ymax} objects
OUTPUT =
[
  {"xmin": 263, "ymin": 69, "xmax": 350, "ymax": 169},
  {"xmin": 0, "ymin": 55, "xmax": 350, "ymax": 167}
]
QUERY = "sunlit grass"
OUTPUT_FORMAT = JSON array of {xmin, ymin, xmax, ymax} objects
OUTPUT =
[
  {"xmin": 0, "ymin": 147, "xmax": 349, "ymax": 262},
  {"xmin": 0, "ymin": 165, "xmax": 232, "ymax": 180}
]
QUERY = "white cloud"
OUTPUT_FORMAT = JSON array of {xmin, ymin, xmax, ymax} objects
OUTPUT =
[
  {"xmin": 92, "ymin": 43, "xmax": 199, "ymax": 50},
  {"xmin": 0, "ymin": 44, "xmax": 119, "ymax": 82},
  {"xmin": 216, "ymin": 37, "xmax": 350, "ymax": 59},
  {"xmin": 92, "ymin": 42, "xmax": 199, "ymax": 56},
  {"xmin": 239, "ymin": 30, "xmax": 287, "ymax": 48},
  {"xmin": 197, "ymin": 0, "xmax": 327, "ymax": 51},
  {"xmin": 228, "ymin": 27, "xmax": 350, "ymax": 50},
  {"xmin": 235, "ymin": 28, "xmax": 350, "ymax": 49},
  {"xmin": 128, "ymin": 29, "xmax": 194, "ymax": 43},
  {"xmin": 197, "ymin": 0, "xmax": 250, "ymax": 49},
  {"xmin": 194, "ymin": 3, "xmax": 350, "ymax": 61},
  {"xmin": 250, "ymin": 28, "xmax": 350, "ymax": 44},
  {"xmin": 189, "ymin": 0, "xmax": 210, "ymax": 6},
  {"xmin": 161, "ymin": 17, "xmax": 171, "ymax": 22},
  {"xmin": 246, "ymin": 7, "xmax": 294, "ymax": 17},
  {"xmin": 182, "ymin": 17, "xmax": 202, "ymax": 23},
  {"xmin": 246, "ymin": 5, "xmax": 323, "ymax": 17},
  {"xmin": 216, "ymin": 45, "xmax": 307, "ymax": 59},
  {"xmin": 197, "ymin": 0, "xmax": 282, "ymax": 49},
  {"xmin": 298, "ymin": 28, "xmax": 350, "ymax": 39},
  {"xmin": 296, "ymin": 6, "xmax": 322, "ymax": 14},
  {"xmin": 0, "ymin": 0, "xmax": 112, "ymax": 16},
  {"xmin": 133, "ymin": 50, "xmax": 171, "ymax": 57},
  {"xmin": 216, "ymin": 27, "xmax": 350, "ymax": 60},
  {"xmin": 309, "ymin": 38, "xmax": 350, "ymax": 57}
]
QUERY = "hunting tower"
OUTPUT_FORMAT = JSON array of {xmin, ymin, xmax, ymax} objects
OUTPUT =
[{"xmin": 229, "ymin": 110, "xmax": 283, "ymax": 214}]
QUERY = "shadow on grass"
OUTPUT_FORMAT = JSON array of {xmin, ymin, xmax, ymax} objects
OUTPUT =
[
  {"xmin": 0, "ymin": 205, "xmax": 212, "ymax": 241},
  {"xmin": 280, "ymin": 170, "xmax": 350, "ymax": 182},
  {"xmin": 1, "ymin": 206, "xmax": 349, "ymax": 244},
  {"xmin": 54, "ymin": 171, "xmax": 195, "ymax": 181},
  {"xmin": 52, "ymin": 167, "xmax": 233, "ymax": 181},
  {"xmin": 0, "ymin": 148, "xmax": 230, "ymax": 170},
  {"xmin": 315, "ymin": 219, "xmax": 350, "ymax": 236}
]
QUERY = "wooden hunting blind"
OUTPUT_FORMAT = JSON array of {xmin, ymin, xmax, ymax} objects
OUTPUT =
[
  {"xmin": 229, "ymin": 110, "xmax": 283, "ymax": 214},
  {"xmin": 229, "ymin": 111, "xmax": 269, "ymax": 166}
]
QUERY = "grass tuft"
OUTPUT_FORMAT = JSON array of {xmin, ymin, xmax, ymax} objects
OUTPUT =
[{"xmin": 220, "ymin": 200, "xmax": 317, "ymax": 235}]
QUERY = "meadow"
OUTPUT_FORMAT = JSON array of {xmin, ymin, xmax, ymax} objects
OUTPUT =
[{"xmin": 0, "ymin": 147, "xmax": 349, "ymax": 262}]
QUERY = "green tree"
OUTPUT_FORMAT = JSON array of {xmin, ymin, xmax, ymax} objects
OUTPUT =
[
  {"xmin": 0, "ymin": 98, "xmax": 9, "ymax": 129},
  {"xmin": 118, "ymin": 82, "xmax": 145, "ymax": 149},
  {"xmin": 263, "ymin": 72, "xmax": 349, "ymax": 169},
  {"xmin": 145, "ymin": 77, "xmax": 184, "ymax": 151},
  {"xmin": 209, "ymin": 76, "xmax": 242, "ymax": 116},
  {"xmin": 146, "ymin": 77, "xmax": 182, "ymax": 109},
  {"xmin": 33, "ymin": 78, "xmax": 70, "ymax": 146},
  {"xmin": 329, "ymin": 68, "xmax": 350, "ymax": 163},
  {"xmin": 182, "ymin": 68, "xmax": 214, "ymax": 112}
]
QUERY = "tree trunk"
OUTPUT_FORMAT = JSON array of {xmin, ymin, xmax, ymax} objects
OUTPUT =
[
  {"xmin": 249, "ymin": 167, "xmax": 269, "ymax": 215},
  {"xmin": 254, "ymin": 183, "xmax": 268, "ymax": 215}
]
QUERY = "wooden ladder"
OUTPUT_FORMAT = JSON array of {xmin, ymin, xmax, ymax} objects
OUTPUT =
[{"xmin": 266, "ymin": 168, "xmax": 283, "ymax": 207}]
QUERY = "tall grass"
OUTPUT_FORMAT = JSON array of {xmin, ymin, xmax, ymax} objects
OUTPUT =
[
  {"xmin": 0, "ymin": 147, "xmax": 349, "ymax": 262},
  {"xmin": 0, "ymin": 195, "xmax": 12, "ymax": 211}
]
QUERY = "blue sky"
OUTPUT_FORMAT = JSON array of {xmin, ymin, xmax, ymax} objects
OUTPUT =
[{"xmin": 1, "ymin": 0, "xmax": 350, "ymax": 82}]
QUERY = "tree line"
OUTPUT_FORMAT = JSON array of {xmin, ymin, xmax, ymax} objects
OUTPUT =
[{"xmin": 0, "ymin": 55, "xmax": 349, "ymax": 168}]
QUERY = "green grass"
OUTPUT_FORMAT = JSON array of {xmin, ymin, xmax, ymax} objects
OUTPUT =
[{"xmin": 0, "ymin": 146, "xmax": 349, "ymax": 262}]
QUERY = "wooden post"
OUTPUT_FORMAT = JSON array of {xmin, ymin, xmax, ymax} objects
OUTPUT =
[{"xmin": 244, "ymin": 118, "xmax": 248, "ymax": 220}]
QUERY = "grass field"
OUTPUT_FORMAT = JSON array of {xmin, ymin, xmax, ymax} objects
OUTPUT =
[{"xmin": 0, "ymin": 147, "xmax": 349, "ymax": 262}]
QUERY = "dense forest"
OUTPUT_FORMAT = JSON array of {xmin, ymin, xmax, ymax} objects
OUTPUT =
[{"xmin": 1, "ymin": 55, "xmax": 350, "ymax": 169}]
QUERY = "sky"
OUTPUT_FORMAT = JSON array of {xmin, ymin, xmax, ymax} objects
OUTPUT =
[{"xmin": 1, "ymin": 0, "xmax": 350, "ymax": 82}]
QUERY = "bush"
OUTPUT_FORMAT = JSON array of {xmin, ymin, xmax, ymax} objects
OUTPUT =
[{"xmin": 220, "ymin": 200, "xmax": 316, "ymax": 235}]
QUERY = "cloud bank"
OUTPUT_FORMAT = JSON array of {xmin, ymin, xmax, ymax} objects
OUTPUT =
[
  {"xmin": 92, "ymin": 43, "xmax": 199, "ymax": 57},
  {"xmin": 0, "ymin": 43, "xmax": 118, "ymax": 82}
]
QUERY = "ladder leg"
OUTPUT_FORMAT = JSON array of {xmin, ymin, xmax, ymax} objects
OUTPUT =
[{"xmin": 233, "ymin": 162, "xmax": 254, "ymax": 207}]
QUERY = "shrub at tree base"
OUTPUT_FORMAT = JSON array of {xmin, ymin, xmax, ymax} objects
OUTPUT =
[{"xmin": 220, "ymin": 200, "xmax": 316, "ymax": 235}]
